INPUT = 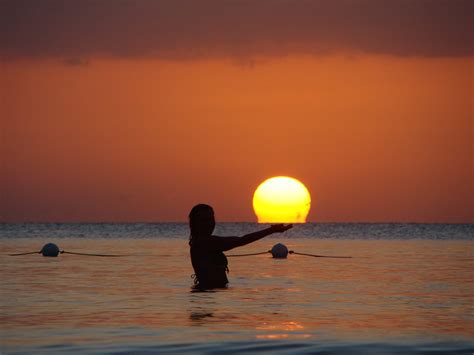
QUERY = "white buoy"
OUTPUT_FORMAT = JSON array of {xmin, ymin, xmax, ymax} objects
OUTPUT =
[
  {"xmin": 271, "ymin": 243, "xmax": 288, "ymax": 258},
  {"xmin": 41, "ymin": 243, "xmax": 60, "ymax": 257}
]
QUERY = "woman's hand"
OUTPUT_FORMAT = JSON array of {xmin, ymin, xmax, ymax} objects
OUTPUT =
[{"xmin": 270, "ymin": 224, "xmax": 293, "ymax": 233}]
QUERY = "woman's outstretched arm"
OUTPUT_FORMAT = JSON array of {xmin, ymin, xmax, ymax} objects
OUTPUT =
[{"xmin": 212, "ymin": 224, "xmax": 293, "ymax": 252}]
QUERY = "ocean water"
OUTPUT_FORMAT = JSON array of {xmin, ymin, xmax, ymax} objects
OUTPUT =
[{"xmin": 1, "ymin": 223, "xmax": 473, "ymax": 354}]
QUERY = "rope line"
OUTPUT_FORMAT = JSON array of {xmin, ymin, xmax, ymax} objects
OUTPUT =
[
  {"xmin": 8, "ymin": 251, "xmax": 40, "ymax": 256},
  {"xmin": 8, "ymin": 249, "xmax": 353, "ymax": 258},
  {"xmin": 227, "ymin": 251, "xmax": 270, "ymax": 257},
  {"xmin": 8, "ymin": 250, "xmax": 132, "ymax": 257},
  {"xmin": 61, "ymin": 251, "xmax": 130, "ymax": 257},
  {"xmin": 289, "ymin": 251, "xmax": 352, "ymax": 258}
]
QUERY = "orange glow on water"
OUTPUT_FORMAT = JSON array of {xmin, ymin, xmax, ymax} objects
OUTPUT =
[{"xmin": 2, "ymin": 238, "xmax": 472, "ymax": 347}]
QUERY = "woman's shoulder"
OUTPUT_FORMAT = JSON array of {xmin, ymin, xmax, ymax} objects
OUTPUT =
[
  {"xmin": 192, "ymin": 235, "xmax": 227, "ymax": 248},
  {"xmin": 191, "ymin": 235, "xmax": 218, "ymax": 248},
  {"xmin": 192, "ymin": 235, "xmax": 240, "ymax": 252},
  {"xmin": 210, "ymin": 235, "xmax": 227, "ymax": 240}
]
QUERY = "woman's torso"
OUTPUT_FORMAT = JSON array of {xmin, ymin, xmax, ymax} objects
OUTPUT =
[{"xmin": 190, "ymin": 238, "xmax": 229, "ymax": 289}]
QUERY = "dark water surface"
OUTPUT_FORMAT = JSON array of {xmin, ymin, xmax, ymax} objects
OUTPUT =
[{"xmin": 1, "ymin": 223, "xmax": 473, "ymax": 354}]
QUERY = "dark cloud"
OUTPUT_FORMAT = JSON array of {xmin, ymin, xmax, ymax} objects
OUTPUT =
[
  {"xmin": 62, "ymin": 57, "xmax": 90, "ymax": 66},
  {"xmin": 1, "ymin": 0, "xmax": 472, "ymax": 61}
]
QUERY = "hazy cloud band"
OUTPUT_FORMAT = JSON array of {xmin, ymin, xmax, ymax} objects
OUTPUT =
[{"xmin": 1, "ymin": 0, "xmax": 472, "ymax": 60}]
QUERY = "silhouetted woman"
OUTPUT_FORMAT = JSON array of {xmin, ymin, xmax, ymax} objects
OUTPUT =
[{"xmin": 189, "ymin": 204, "xmax": 292, "ymax": 289}]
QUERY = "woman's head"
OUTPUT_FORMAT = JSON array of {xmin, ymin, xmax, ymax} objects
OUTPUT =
[{"xmin": 189, "ymin": 204, "xmax": 215, "ymax": 245}]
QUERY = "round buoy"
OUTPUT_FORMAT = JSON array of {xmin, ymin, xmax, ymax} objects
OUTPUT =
[
  {"xmin": 41, "ymin": 243, "xmax": 60, "ymax": 257},
  {"xmin": 271, "ymin": 243, "xmax": 288, "ymax": 258}
]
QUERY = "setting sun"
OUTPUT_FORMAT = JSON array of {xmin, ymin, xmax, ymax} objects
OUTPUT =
[{"xmin": 253, "ymin": 176, "xmax": 311, "ymax": 223}]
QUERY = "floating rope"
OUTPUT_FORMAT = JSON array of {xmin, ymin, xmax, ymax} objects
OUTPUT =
[
  {"xmin": 227, "ymin": 251, "xmax": 271, "ymax": 257},
  {"xmin": 8, "ymin": 242, "xmax": 352, "ymax": 259},
  {"xmin": 227, "ymin": 250, "xmax": 352, "ymax": 259},
  {"xmin": 228, "ymin": 243, "xmax": 352, "ymax": 259},
  {"xmin": 8, "ymin": 243, "xmax": 133, "ymax": 257},
  {"xmin": 8, "ymin": 251, "xmax": 41, "ymax": 256},
  {"xmin": 289, "ymin": 251, "xmax": 352, "ymax": 259},
  {"xmin": 8, "ymin": 250, "xmax": 131, "ymax": 257},
  {"xmin": 61, "ymin": 251, "xmax": 130, "ymax": 257}
]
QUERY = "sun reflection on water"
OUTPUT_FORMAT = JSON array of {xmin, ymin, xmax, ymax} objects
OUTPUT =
[{"xmin": 256, "ymin": 320, "xmax": 312, "ymax": 339}]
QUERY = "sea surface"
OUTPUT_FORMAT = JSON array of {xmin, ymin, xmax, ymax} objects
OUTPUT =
[{"xmin": 1, "ymin": 223, "xmax": 473, "ymax": 354}]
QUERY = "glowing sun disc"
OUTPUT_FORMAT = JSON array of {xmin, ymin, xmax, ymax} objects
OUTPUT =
[{"xmin": 253, "ymin": 176, "xmax": 311, "ymax": 223}]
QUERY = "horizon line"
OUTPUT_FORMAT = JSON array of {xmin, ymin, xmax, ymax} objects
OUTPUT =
[{"xmin": 0, "ymin": 221, "xmax": 472, "ymax": 225}]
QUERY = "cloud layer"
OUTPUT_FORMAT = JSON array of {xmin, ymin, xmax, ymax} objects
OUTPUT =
[{"xmin": 1, "ymin": 0, "xmax": 472, "ymax": 60}]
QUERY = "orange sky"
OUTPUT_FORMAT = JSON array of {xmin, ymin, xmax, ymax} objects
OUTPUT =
[{"xmin": 1, "ymin": 55, "xmax": 472, "ymax": 222}]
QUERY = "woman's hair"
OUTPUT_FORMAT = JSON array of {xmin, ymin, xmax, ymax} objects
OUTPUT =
[{"xmin": 188, "ymin": 204, "xmax": 215, "ymax": 246}]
